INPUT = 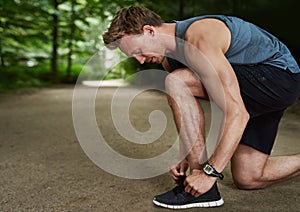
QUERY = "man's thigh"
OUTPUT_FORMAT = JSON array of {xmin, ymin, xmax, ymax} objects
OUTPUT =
[
  {"xmin": 239, "ymin": 110, "xmax": 284, "ymax": 155},
  {"xmin": 230, "ymin": 110, "xmax": 284, "ymax": 184}
]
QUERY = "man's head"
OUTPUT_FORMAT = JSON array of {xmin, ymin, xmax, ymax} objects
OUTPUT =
[
  {"xmin": 103, "ymin": 6, "xmax": 166, "ymax": 64},
  {"xmin": 103, "ymin": 6, "xmax": 163, "ymax": 49}
]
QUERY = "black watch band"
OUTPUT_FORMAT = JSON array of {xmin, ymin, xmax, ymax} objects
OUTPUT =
[{"xmin": 202, "ymin": 163, "xmax": 224, "ymax": 180}]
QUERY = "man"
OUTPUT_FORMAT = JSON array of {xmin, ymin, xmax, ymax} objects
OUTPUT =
[{"xmin": 103, "ymin": 6, "xmax": 300, "ymax": 209}]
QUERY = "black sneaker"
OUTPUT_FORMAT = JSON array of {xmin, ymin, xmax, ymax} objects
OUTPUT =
[{"xmin": 153, "ymin": 182, "xmax": 224, "ymax": 209}]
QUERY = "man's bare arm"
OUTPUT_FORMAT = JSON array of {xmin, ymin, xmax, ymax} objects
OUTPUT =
[{"xmin": 185, "ymin": 19, "xmax": 250, "ymax": 172}]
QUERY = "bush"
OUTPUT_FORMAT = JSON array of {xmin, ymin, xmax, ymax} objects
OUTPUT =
[{"xmin": 0, "ymin": 65, "xmax": 46, "ymax": 92}]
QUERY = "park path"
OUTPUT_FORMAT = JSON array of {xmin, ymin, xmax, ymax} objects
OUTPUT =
[{"xmin": 0, "ymin": 86, "xmax": 299, "ymax": 211}]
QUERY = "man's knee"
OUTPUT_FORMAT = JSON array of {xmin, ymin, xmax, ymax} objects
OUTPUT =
[
  {"xmin": 232, "ymin": 171, "xmax": 266, "ymax": 190},
  {"xmin": 231, "ymin": 144, "xmax": 270, "ymax": 190},
  {"xmin": 165, "ymin": 68, "xmax": 207, "ymax": 100},
  {"xmin": 165, "ymin": 68, "xmax": 189, "ymax": 91},
  {"xmin": 233, "ymin": 177, "xmax": 257, "ymax": 190},
  {"xmin": 165, "ymin": 69, "xmax": 192, "ymax": 108},
  {"xmin": 165, "ymin": 71, "xmax": 181, "ymax": 107}
]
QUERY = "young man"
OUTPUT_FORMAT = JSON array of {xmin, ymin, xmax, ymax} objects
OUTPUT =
[{"xmin": 103, "ymin": 6, "xmax": 300, "ymax": 209}]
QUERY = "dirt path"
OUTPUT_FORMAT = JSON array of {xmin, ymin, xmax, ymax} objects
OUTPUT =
[{"xmin": 0, "ymin": 86, "xmax": 299, "ymax": 211}]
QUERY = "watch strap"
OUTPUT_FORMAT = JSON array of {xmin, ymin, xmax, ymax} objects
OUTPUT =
[{"xmin": 203, "ymin": 163, "xmax": 224, "ymax": 180}]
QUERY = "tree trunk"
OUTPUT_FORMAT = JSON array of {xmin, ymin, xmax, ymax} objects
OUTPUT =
[
  {"xmin": 66, "ymin": 0, "xmax": 75, "ymax": 83},
  {"xmin": 51, "ymin": 0, "xmax": 59, "ymax": 83},
  {"xmin": 0, "ymin": 37, "xmax": 4, "ymax": 67}
]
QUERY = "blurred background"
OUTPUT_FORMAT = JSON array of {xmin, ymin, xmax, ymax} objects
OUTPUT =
[{"xmin": 0, "ymin": 0, "xmax": 299, "ymax": 91}]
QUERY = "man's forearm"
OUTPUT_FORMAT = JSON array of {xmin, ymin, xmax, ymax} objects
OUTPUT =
[{"xmin": 208, "ymin": 109, "xmax": 249, "ymax": 173}]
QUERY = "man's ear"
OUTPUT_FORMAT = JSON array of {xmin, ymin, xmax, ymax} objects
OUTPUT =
[{"xmin": 142, "ymin": 25, "xmax": 155, "ymax": 36}]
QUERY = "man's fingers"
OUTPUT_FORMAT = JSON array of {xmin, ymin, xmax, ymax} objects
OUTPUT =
[
  {"xmin": 170, "ymin": 166, "xmax": 181, "ymax": 176},
  {"xmin": 184, "ymin": 178, "xmax": 191, "ymax": 191},
  {"xmin": 172, "ymin": 175, "xmax": 180, "ymax": 181},
  {"xmin": 170, "ymin": 166, "xmax": 182, "ymax": 183},
  {"xmin": 194, "ymin": 191, "xmax": 201, "ymax": 197},
  {"xmin": 170, "ymin": 162, "xmax": 189, "ymax": 184},
  {"xmin": 191, "ymin": 190, "xmax": 201, "ymax": 197},
  {"xmin": 190, "ymin": 189, "xmax": 197, "ymax": 196},
  {"xmin": 170, "ymin": 169, "xmax": 179, "ymax": 177},
  {"xmin": 180, "ymin": 165, "xmax": 187, "ymax": 175},
  {"xmin": 185, "ymin": 184, "xmax": 201, "ymax": 197},
  {"xmin": 185, "ymin": 185, "xmax": 192, "ymax": 193}
]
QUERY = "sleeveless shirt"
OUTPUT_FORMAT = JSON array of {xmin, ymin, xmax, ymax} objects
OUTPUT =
[{"xmin": 167, "ymin": 15, "xmax": 300, "ymax": 73}]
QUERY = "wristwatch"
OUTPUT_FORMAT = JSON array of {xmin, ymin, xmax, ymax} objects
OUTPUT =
[{"xmin": 202, "ymin": 163, "xmax": 224, "ymax": 180}]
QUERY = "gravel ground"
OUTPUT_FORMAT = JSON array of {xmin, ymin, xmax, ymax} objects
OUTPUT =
[{"xmin": 0, "ymin": 85, "xmax": 299, "ymax": 211}]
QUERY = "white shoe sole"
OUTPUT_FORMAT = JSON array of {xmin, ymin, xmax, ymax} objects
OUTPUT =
[{"xmin": 153, "ymin": 198, "xmax": 224, "ymax": 209}]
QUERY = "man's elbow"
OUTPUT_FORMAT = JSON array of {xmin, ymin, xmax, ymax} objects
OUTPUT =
[
  {"xmin": 237, "ymin": 106, "xmax": 250, "ymax": 127},
  {"xmin": 227, "ymin": 104, "xmax": 250, "ymax": 127}
]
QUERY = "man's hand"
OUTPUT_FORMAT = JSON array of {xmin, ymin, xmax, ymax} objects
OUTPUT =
[
  {"xmin": 184, "ymin": 169, "xmax": 216, "ymax": 197},
  {"xmin": 170, "ymin": 159, "xmax": 189, "ymax": 184}
]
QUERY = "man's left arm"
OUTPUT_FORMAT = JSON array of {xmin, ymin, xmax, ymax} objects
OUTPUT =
[{"xmin": 183, "ymin": 20, "xmax": 250, "ymax": 196}]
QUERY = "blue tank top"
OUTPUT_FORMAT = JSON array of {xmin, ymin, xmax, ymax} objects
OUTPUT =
[{"xmin": 167, "ymin": 15, "xmax": 300, "ymax": 73}]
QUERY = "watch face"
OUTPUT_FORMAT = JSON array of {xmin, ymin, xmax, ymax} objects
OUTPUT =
[{"xmin": 204, "ymin": 164, "xmax": 213, "ymax": 174}]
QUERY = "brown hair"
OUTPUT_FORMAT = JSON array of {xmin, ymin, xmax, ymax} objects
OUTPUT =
[{"xmin": 102, "ymin": 6, "xmax": 164, "ymax": 49}]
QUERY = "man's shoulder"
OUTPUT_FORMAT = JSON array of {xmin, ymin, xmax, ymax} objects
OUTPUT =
[
  {"xmin": 184, "ymin": 16, "xmax": 231, "ymax": 53},
  {"xmin": 186, "ymin": 17, "xmax": 231, "ymax": 41},
  {"xmin": 179, "ymin": 15, "xmax": 239, "ymax": 23}
]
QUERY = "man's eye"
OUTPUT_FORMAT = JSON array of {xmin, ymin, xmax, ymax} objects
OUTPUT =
[
  {"xmin": 131, "ymin": 49, "xmax": 142, "ymax": 57},
  {"xmin": 135, "ymin": 49, "xmax": 142, "ymax": 55}
]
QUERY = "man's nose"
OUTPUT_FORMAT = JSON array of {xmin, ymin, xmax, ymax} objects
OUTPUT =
[{"xmin": 133, "ymin": 55, "xmax": 146, "ymax": 64}]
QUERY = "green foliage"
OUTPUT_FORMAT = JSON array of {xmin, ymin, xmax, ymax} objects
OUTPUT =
[
  {"xmin": 0, "ymin": 0, "xmax": 299, "ymax": 91},
  {"xmin": 0, "ymin": 66, "xmax": 46, "ymax": 92}
]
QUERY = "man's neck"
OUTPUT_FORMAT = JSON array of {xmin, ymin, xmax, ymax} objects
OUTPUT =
[{"xmin": 156, "ymin": 23, "xmax": 177, "ymax": 52}]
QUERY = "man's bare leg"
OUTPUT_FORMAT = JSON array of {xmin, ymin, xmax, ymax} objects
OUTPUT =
[
  {"xmin": 231, "ymin": 144, "xmax": 300, "ymax": 189},
  {"xmin": 165, "ymin": 68, "xmax": 209, "ymax": 171}
]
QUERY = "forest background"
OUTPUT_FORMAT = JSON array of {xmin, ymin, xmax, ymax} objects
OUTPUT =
[{"xmin": 1, "ymin": 0, "xmax": 299, "ymax": 91}]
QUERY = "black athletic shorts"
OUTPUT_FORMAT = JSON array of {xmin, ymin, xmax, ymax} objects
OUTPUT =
[{"xmin": 232, "ymin": 64, "xmax": 300, "ymax": 154}]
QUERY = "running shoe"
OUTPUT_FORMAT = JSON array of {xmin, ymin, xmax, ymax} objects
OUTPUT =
[{"xmin": 153, "ymin": 182, "xmax": 224, "ymax": 209}]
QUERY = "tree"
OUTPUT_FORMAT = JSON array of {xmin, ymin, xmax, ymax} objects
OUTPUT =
[
  {"xmin": 0, "ymin": 0, "xmax": 298, "ymax": 90},
  {"xmin": 65, "ymin": 0, "xmax": 76, "ymax": 82},
  {"xmin": 51, "ymin": 0, "xmax": 59, "ymax": 83}
]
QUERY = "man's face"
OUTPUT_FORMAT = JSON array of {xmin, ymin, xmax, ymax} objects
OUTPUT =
[{"xmin": 119, "ymin": 33, "xmax": 165, "ymax": 64}]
